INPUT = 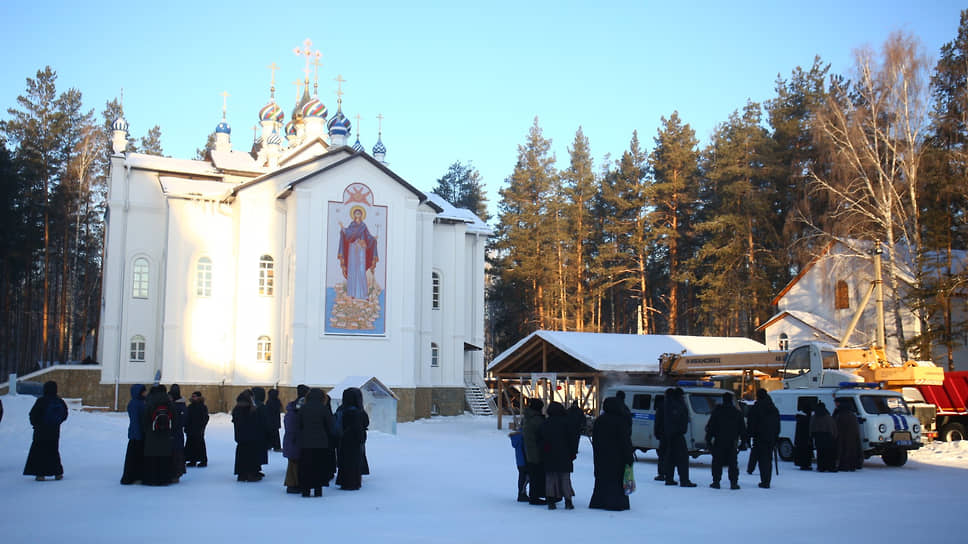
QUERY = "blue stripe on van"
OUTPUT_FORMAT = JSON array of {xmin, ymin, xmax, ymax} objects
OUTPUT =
[
  {"xmin": 780, "ymin": 414, "xmax": 797, "ymax": 422},
  {"xmin": 888, "ymin": 414, "xmax": 900, "ymax": 430},
  {"xmin": 632, "ymin": 413, "xmax": 654, "ymax": 421}
]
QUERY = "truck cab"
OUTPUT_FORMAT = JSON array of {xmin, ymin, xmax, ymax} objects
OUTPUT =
[
  {"xmin": 603, "ymin": 384, "xmax": 731, "ymax": 457},
  {"xmin": 771, "ymin": 387, "xmax": 922, "ymax": 466}
]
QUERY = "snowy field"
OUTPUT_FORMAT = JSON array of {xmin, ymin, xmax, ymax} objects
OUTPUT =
[{"xmin": 1, "ymin": 392, "xmax": 966, "ymax": 543}]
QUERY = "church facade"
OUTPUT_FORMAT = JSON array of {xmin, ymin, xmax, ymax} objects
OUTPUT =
[{"xmin": 97, "ymin": 61, "xmax": 490, "ymax": 420}]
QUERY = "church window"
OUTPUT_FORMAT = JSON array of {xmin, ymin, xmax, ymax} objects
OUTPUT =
[
  {"xmin": 431, "ymin": 342, "xmax": 440, "ymax": 367},
  {"xmin": 835, "ymin": 280, "xmax": 849, "ymax": 310},
  {"xmin": 130, "ymin": 335, "xmax": 146, "ymax": 362},
  {"xmin": 196, "ymin": 257, "xmax": 213, "ymax": 297},
  {"xmin": 132, "ymin": 258, "xmax": 149, "ymax": 299},
  {"xmin": 779, "ymin": 333, "xmax": 789, "ymax": 351},
  {"xmin": 257, "ymin": 336, "xmax": 272, "ymax": 362},
  {"xmin": 432, "ymin": 271, "xmax": 441, "ymax": 309},
  {"xmin": 259, "ymin": 255, "xmax": 274, "ymax": 296}
]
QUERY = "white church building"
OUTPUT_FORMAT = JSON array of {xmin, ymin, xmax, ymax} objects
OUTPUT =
[{"xmin": 97, "ymin": 56, "xmax": 491, "ymax": 420}]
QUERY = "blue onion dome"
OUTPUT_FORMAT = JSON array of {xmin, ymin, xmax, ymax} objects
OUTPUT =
[
  {"xmin": 259, "ymin": 101, "xmax": 284, "ymax": 123},
  {"xmin": 352, "ymin": 136, "xmax": 364, "ymax": 152},
  {"xmin": 300, "ymin": 97, "xmax": 328, "ymax": 119},
  {"xmin": 215, "ymin": 120, "xmax": 231, "ymax": 134},
  {"xmin": 372, "ymin": 135, "xmax": 386, "ymax": 155},
  {"xmin": 112, "ymin": 115, "xmax": 128, "ymax": 132},
  {"xmin": 267, "ymin": 131, "xmax": 283, "ymax": 145},
  {"xmin": 284, "ymin": 120, "xmax": 297, "ymax": 137},
  {"xmin": 327, "ymin": 110, "xmax": 349, "ymax": 136}
]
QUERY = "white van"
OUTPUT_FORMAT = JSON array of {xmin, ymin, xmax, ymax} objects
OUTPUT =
[
  {"xmin": 603, "ymin": 384, "xmax": 732, "ymax": 456},
  {"xmin": 771, "ymin": 386, "xmax": 922, "ymax": 467}
]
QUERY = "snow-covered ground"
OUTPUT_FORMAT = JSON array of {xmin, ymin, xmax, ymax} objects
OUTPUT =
[{"xmin": 1, "ymin": 392, "xmax": 966, "ymax": 543}]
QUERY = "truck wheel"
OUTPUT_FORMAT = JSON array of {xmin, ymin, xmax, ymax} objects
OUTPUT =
[
  {"xmin": 940, "ymin": 422, "xmax": 966, "ymax": 442},
  {"xmin": 777, "ymin": 439, "xmax": 794, "ymax": 462},
  {"xmin": 882, "ymin": 448, "xmax": 908, "ymax": 467}
]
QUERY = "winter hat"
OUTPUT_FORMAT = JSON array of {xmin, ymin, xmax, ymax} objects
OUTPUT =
[
  {"xmin": 169, "ymin": 384, "xmax": 182, "ymax": 400},
  {"xmin": 722, "ymin": 392, "xmax": 734, "ymax": 404},
  {"xmin": 43, "ymin": 380, "xmax": 58, "ymax": 396},
  {"xmin": 252, "ymin": 386, "xmax": 266, "ymax": 403},
  {"xmin": 296, "ymin": 384, "xmax": 309, "ymax": 398}
]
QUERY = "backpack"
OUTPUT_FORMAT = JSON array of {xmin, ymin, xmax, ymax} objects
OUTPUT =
[
  {"xmin": 151, "ymin": 404, "xmax": 171, "ymax": 432},
  {"xmin": 43, "ymin": 400, "xmax": 65, "ymax": 426}
]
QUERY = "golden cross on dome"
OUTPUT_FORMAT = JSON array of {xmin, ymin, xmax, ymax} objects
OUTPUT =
[
  {"xmin": 311, "ymin": 57, "xmax": 323, "ymax": 95},
  {"xmin": 334, "ymin": 74, "xmax": 346, "ymax": 99},
  {"xmin": 267, "ymin": 62, "xmax": 279, "ymax": 99},
  {"xmin": 292, "ymin": 79, "xmax": 303, "ymax": 102},
  {"xmin": 220, "ymin": 91, "xmax": 229, "ymax": 118},
  {"xmin": 293, "ymin": 39, "xmax": 321, "ymax": 82},
  {"xmin": 376, "ymin": 113, "xmax": 384, "ymax": 133},
  {"xmin": 119, "ymin": 87, "xmax": 125, "ymax": 114}
]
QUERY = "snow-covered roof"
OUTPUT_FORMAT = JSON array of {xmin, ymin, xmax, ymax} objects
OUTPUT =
[
  {"xmin": 488, "ymin": 331, "xmax": 768, "ymax": 373},
  {"xmin": 160, "ymin": 176, "xmax": 233, "ymax": 198},
  {"xmin": 424, "ymin": 192, "xmax": 492, "ymax": 235},
  {"xmin": 126, "ymin": 152, "xmax": 221, "ymax": 178},
  {"xmin": 329, "ymin": 375, "xmax": 399, "ymax": 402},
  {"xmin": 209, "ymin": 149, "xmax": 265, "ymax": 174},
  {"xmin": 757, "ymin": 310, "xmax": 841, "ymax": 341}
]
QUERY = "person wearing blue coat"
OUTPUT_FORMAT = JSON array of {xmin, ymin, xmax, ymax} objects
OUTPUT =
[
  {"xmin": 24, "ymin": 380, "xmax": 68, "ymax": 481},
  {"xmin": 121, "ymin": 384, "xmax": 147, "ymax": 484},
  {"xmin": 509, "ymin": 428, "xmax": 528, "ymax": 502}
]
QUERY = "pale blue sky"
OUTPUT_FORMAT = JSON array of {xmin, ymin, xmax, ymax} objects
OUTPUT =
[{"xmin": 1, "ymin": 1, "xmax": 963, "ymax": 220}]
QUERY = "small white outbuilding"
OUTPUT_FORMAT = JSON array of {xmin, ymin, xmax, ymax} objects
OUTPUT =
[{"xmin": 329, "ymin": 376, "xmax": 399, "ymax": 435}]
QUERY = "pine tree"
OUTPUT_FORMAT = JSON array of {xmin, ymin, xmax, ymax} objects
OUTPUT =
[
  {"xmin": 561, "ymin": 127, "xmax": 596, "ymax": 331},
  {"xmin": 647, "ymin": 113, "xmax": 701, "ymax": 334},
  {"xmin": 431, "ymin": 160, "xmax": 489, "ymax": 221},
  {"xmin": 139, "ymin": 125, "xmax": 164, "ymax": 156},
  {"xmin": 196, "ymin": 132, "xmax": 216, "ymax": 160}
]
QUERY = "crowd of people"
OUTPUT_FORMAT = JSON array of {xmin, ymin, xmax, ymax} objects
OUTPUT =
[
  {"xmin": 509, "ymin": 387, "xmax": 868, "ymax": 511},
  {"xmin": 18, "ymin": 380, "xmax": 371, "ymax": 496}
]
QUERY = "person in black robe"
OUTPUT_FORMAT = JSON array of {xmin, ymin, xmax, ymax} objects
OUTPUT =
[
  {"xmin": 298, "ymin": 388, "xmax": 337, "ymax": 497},
  {"xmin": 120, "ymin": 384, "xmax": 147, "ymax": 484},
  {"xmin": 233, "ymin": 390, "xmax": 263, "ymax": 482},
  {"xmin": 266, "ymin": 388, "xmax": 283, "ymax": 452},
  {"xmin": 252, "ymin": 386, "xmax": 270, "ymax": 467},
  {"xmin": 540, "ymin": 401, "xmax": 579, "ymax": 510},
  {"xmin": 321, "ymin": 391, "xmax": 339, "ymax": 485},
  {"xmin": 810, "ymin": 402, "xmax": 838, "ymax": 472},
  {"xmin": 654, "ymin": 389, "xmax": 671, "ymax": 482},
  {"xmin": 24, "ymin": 380, "xmax": 68, "ymax": 481},
  {"xmin": 664, "ymin": 387, "xmax": 696, "ymax": 487},
  {"xmin": 746, "ymin": 388, "xmax": 780, "ymax": 488},
  {"xmin": 168, "ymin": 384, "xmax": 187, "ymax": 482},
  {"xmin": 184, "ymin": 391, "xmax": 209, "ymax": 467},
  {"xmin": 335, "ymin": 387, "xmax": 366, "ymax": 490},
  {"xmin": 705, "ymin": 392, "xmax": 747, "ymax": 489},
  {"xmin": 142, "ymin": 384, "xmax": 174, "ymax": 486},
  {"xmin": 588, "ymin": 397, "xmax": 633, "ymax": 511},
  {"xmin": 834, "ymin": 398, "xmax": 864, "ymax": 471},
  {"xmin": 521, "ymin": 398, "xmax": 546, "ymax": 504},
  {"xmin": 793, "ymin": 404, "xmax": 814, "ymax": 470}
]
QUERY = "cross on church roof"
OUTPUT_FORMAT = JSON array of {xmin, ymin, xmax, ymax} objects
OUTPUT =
[
  {"xmin": 220, "ymin": 91, "xmax": 229, "ymax": 119},
  {"xmin": 294, "ymin": 39, "xmax": 321, "ymax": 82},
  {"xmin": 267, "ymin": 62, "xmax": 279, "ymax": 99}
]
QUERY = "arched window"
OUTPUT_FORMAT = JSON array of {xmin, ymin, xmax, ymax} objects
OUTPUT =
[
  {"xmin": 196, "ymin": 257, "xmax": 213, "ymax": 297},
  {"xmin": 431, "ymin": 342, "xmax": 440, "ymax": 367},
  {"xmin": 432, "ymin": 271, "xmax": 441, "ymax": 309},
  {"xmin": 256, "ymin": 336, "xmax": 272, "ymax": 362},
  {"xmin": 129, "ymin": 335, "xmax": 146, "ymax": 362},
  {"xmin": 779, "ymin": 333, "xmax": 789, "ymax": 351},
  {"xmin": 835, "ymin": 280, "xmax": 849, "ymax": 310},
  {"xmin": 132, "ymin": 258, "xmax": 149, "ymax": 298},
  {"xmin": 259, "ymin": 255, "xmax": 274, "ymax": 296}
]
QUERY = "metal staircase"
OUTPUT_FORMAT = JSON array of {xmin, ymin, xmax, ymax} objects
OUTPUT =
[{"xmin": 464, "ymin": 382, "xmax": 495, "ymax": 416}]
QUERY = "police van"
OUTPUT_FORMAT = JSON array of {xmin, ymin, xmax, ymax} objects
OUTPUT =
[
  {"xmin": 603, "ymin": 384, "xmax": 732, "ymax": 456},
  {"xmin": 770, "ymin": 386, "xmax": 922, "ymax": 467}
]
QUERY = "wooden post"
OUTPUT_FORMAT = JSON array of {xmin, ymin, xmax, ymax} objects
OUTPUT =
[{"xmin": 497, "ymin": 377, "xmax": 504, "ymax": 430}]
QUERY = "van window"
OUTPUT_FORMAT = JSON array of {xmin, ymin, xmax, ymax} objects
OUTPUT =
[
  {"xmin": 834, "ymin": 397, "xmax": 859, "ymax": 412},
  {"xmin": 782, "ymin": 346, "xmax": 811, "ymax": 378},
  {"xmin": 821, "ymin": 351, "xmax": 839, "ymax": 369},
  {"xmin": 690, "ymin": 394, "xmax": 722, "ymax": 414},
  {"xmin": 632, "ymin": 394, "xmax": 651, "ymax": 410},
  {"xmin": 860, "ymin": 395, "xmax": 910, "ymax": 415},
  {"xmin": 797, "ymin": 396, "xmax": 818, "ymax": 412}
]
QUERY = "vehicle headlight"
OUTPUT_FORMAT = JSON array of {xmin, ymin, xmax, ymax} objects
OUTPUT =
[
  {"xmin": 913, "ymin": 423, "xmax": 921, "ymax": 434},
  {"xmin": 878, "ymin": 423, "xmax": 887, "ymax": 433}
]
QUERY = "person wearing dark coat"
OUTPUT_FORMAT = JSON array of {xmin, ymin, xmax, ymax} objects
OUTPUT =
[
  {"xmin": 834, "ymin": 398, "xmax": 864, "ymax": 471},
  {"xmin": 793, "ymin": 404, "xmax": 814, "ymax": 471},
  {"xmin": 298, "ymin": 388, "xmax": 337, "ymax": 497},
  {"xmin": 654, "ymin": 389, "xmax": 671, "ymax": 482},
  {"xmin": 142, "ymin": 384, "xmax": 174, "ymax": 486},
  {"xmin": 566, "ymin": 401, "xmax": 585, "ymax": 438},
  {"xmin": 539, "ymin": 401, "xmax": 579, "ymax": 510},
  {"xmin": 266, "ymin": 388, "xmax": 283, "ymax": 452},
  {"xmin": 746, "ymin": 388, "xmax": 780, "ymax": 488},
  {"xmin": 335, "ymin": 387, "xmax": 367, "ymax": 490},
  {"xmin": 589, "ymin": 397, "xmax": 634, "ymax": 511},
  {"xmin": 184, "ymin": 391, "xmax": 209, "ymax": 467},
  {"xmin": 168, "ymin": 384, "xmax": 187, "ymax": 482},
  {"xmin": 521, "ymin": 398, "xmax": 547, "ymax": 504},
  {"xmin": 283, "ymin": 385, "xmax": 309, "ymax": 493},
  {"xmin": 321, "ymin": 391, "xmax": 339, "ymax": 485},
  {"xmin": 120, "ymin": 384, "xmax": 147, "ymax": 484},
  {"xmin": 664, "ymin": 387, "xmax": 696, "ymax": 487},
  {"xmin": 233, "ymin": 390, "xmax": 264, "ymax": 482},
  {"xmin": 810, "ymin": 402, "xmax": 838, "ymax": 472},
  {"xmin": 705, "ymin": 392, "xmax": 747, "ymax": 489},
  {"xmin": 614, "ymin": 390, "xmax": 633, "ymax": 438},
  {"xmin": 252, "ymin": 386, "xmax": 270, "ymax": 466},
  {"xmin": 24, "ymin": 380, "xmax": 68, "ymax": 481}
]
